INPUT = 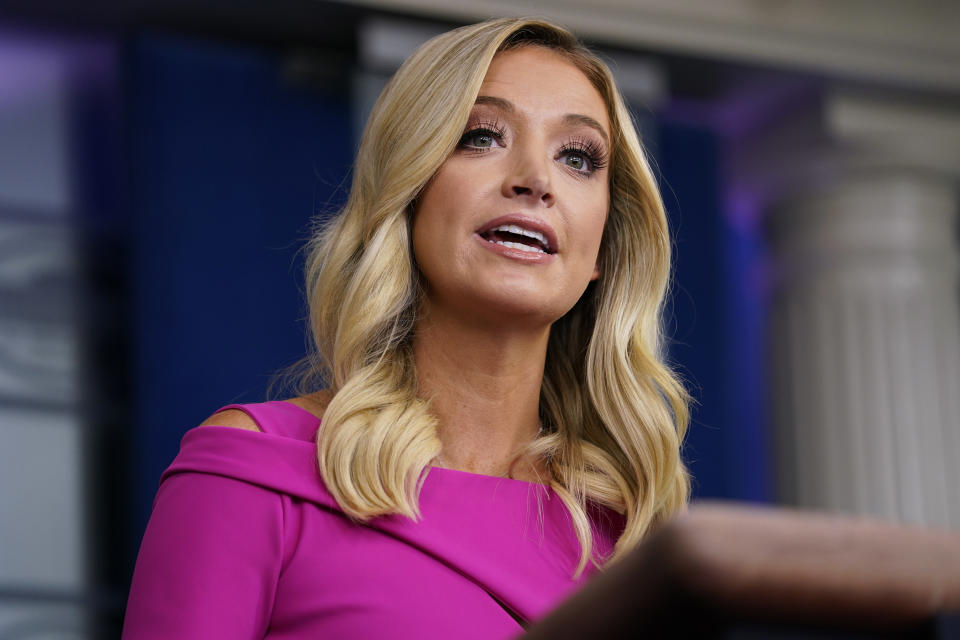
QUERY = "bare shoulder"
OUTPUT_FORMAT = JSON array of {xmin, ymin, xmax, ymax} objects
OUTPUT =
[
  {"xmin": 196, "ymin": 390, "xmax": 332, "ymax": 433},
  {"xmin": 284, "ymin": 389, "xmax": 333, "ymax": 421},
  {"xmin": 198, "ymin": 409, "xmax": 261, "ymax": 432}
]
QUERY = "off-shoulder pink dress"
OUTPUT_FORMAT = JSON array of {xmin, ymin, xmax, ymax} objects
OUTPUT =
[{"xmin": 122, "ymin": 401, "xmax": 622, "ymax": 639}]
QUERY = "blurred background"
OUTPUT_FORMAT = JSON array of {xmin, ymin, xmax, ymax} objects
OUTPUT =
[{"xmin": 0, "ymin": 0, "xmax": 957, "ymax": 637}]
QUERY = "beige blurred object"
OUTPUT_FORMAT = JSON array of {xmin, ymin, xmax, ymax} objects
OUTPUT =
[
  {"xmin": 523, "ymin": 502, "xmax": 960, "ymax": 638},
  {"xmin": 339, "ymin": 0, "xmax": 960, "ymax": 92}
]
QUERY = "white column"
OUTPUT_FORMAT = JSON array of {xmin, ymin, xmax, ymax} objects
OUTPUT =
[
  {"xmin": 745, "ymin": 86, "xmax": 960, "ymax": 528},
  {"xmin": 769, "ymin": 173, "xmax": 960, "ymax": 528}
]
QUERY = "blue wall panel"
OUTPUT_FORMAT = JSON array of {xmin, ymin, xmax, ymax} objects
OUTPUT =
[
  {"xmin": 658, "ymin": 122, "xmax": 728, "ymax": 499},
  {"xmin": 657, "ymin": 121, "xmax": 771, "ymax": 502},
  {"xmin": 130, "ymin": 35, "xmax": 351, "ymax": 541}
]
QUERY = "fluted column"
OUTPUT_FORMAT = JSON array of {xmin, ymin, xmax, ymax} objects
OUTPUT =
[{"xmin": 769, "ymin": 173, "xmax": 960, "ymax": 528}]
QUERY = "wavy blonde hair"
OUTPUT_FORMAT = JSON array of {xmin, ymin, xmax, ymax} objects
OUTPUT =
[{"xmin": 298, "ymin": 17, "xmax": 689, "ymax": 576}]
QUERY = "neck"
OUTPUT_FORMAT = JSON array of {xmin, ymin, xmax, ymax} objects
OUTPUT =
[{"xmin": 413, "ymin": 305, "xmax": 550, "ymax": 480}]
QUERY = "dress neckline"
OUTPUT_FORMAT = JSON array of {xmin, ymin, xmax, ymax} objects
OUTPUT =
[{"xmin": 427, "ymin": 464, "xmax": 555, "ymax": 489}]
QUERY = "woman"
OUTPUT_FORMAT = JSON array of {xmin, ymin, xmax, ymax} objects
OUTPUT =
[{"xmin": 123, "ymin": 16, "xmax": 688, "ymax": 639}]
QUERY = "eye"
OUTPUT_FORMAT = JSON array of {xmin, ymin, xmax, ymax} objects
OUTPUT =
[
  {"xmin": 558, "ymin": 138, "xmax": 607, "ymax": 176},
  {"xmin": 458, "ymin": 120, "xmax": 505, "ymax": 152},
  {"xmin": 562, "ymin": 152, "xmax": 589, "ymax": 172},
  {"xmin": 461, "ymin": 129, "xmax": 500, "ymax": 149}
]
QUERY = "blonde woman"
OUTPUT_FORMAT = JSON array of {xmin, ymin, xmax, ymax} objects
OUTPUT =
[{"xmin": 123, "ymin": 16, "xmax": 688, "ymax": 639}]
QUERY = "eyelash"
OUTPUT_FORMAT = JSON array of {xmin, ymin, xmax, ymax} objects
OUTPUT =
[
  {"xmin": 560, "ymin": 137, "xmax": 607, "ymax": 175},
  {"xmin": 458, "ymin": 120, "xmax": 506, "ymax": 151},
  {"xmin": 457, "ymin": 123, "xmax": 608, "ymax": 176}
]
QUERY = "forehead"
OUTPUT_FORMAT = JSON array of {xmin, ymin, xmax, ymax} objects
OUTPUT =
[{"xmin": 478, "ymin": 47, "xmax": 609, "ymax": 131}]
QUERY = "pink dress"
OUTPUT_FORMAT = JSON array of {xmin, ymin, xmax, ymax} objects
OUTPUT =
[{"xmin": 123, "ymin": 401, "xmax": 622, "ymax": 639}]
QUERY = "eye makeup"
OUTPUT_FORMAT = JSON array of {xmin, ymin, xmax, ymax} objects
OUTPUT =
[
  {"xmin": 458, "ymin": 117, "xmax": 507, "ymax": 151},
  {"xmin": 457, "ymin": 105, "xmax": 609, "ymax": 177},
  {"xmin": 557, "ymin": 135, "xmax": 608, "ymax": 175}
]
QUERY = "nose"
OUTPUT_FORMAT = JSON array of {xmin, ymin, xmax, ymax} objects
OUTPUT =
[{"xmin": 501, "ymin": 145, "xmax": 555, "ymax": 207}]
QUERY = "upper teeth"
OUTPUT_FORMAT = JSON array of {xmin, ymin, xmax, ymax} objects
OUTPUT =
[{"xmin": 493, "ymin": 224, "xmax": 549, "ymax": 248}]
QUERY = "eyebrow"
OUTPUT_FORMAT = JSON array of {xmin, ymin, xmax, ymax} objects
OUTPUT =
[{"xmin": 474, "ymin": 95, "xmax": 610, "ymax": 149}]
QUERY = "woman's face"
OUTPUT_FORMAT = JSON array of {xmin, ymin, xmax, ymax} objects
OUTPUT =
[{"xmin": 413, "ymin": 46, "xmax": 611, "ymax": 329}]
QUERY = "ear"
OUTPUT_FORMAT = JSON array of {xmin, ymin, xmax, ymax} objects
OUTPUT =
[{"xmin": 590, "ymin": 260, "xmax": 601, "ymax": 281}]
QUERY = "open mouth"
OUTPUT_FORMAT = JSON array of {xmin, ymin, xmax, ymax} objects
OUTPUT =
[{"xmin": 478, "ymin": 224, "xmax": 554, "ymax": 255}]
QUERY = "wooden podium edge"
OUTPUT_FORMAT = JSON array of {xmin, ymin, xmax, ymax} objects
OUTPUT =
[{"xmin": 523, "ymin": 502, "xmax": 960, "ymax": 638}]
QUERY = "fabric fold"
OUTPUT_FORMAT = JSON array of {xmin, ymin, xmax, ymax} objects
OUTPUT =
[{"xmin": 128, "ymin": 401, "xmax": 618, "ymax": 638}]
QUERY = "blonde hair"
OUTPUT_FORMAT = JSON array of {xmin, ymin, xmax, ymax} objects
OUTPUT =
[{"xmin": 298, "ymin": 17, "xmax": 689, "ymax": 576}]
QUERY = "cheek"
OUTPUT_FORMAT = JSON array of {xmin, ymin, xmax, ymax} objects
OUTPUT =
[
  {"xmin": 411, "ymin": 165, "xmax": 473, "ymax": 281},
  {"xmin": 582, "ymin": 193, "xmax": 609, "ymax": 251},
  {"xmin": 411, "ymin": 171, "xmax": 452, "ymax": 260},
  {"xmin": 584, "ymin": 196, "xmax": 609, "ymax": 280},
  {"xmin": 414, "ymin": 162, "xmax": 470, "ymax": 228},
  {"xmin": 411, "ymin": 206, "xmax": 444, "ymax": 281}
]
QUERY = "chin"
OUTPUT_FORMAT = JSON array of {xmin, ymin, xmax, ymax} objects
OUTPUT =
[
  {"xmin": 421, "ymin": 267, "xmax": 591, "ymax": 329},
  {"xmin": 471, "ymin": 288, "xmax": 579, "ymax": 329}
]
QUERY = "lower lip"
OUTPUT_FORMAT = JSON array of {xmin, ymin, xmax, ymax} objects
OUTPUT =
[{"xmin": 473, "ymin": 233, "xmax": 556, "ymax": 264}]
